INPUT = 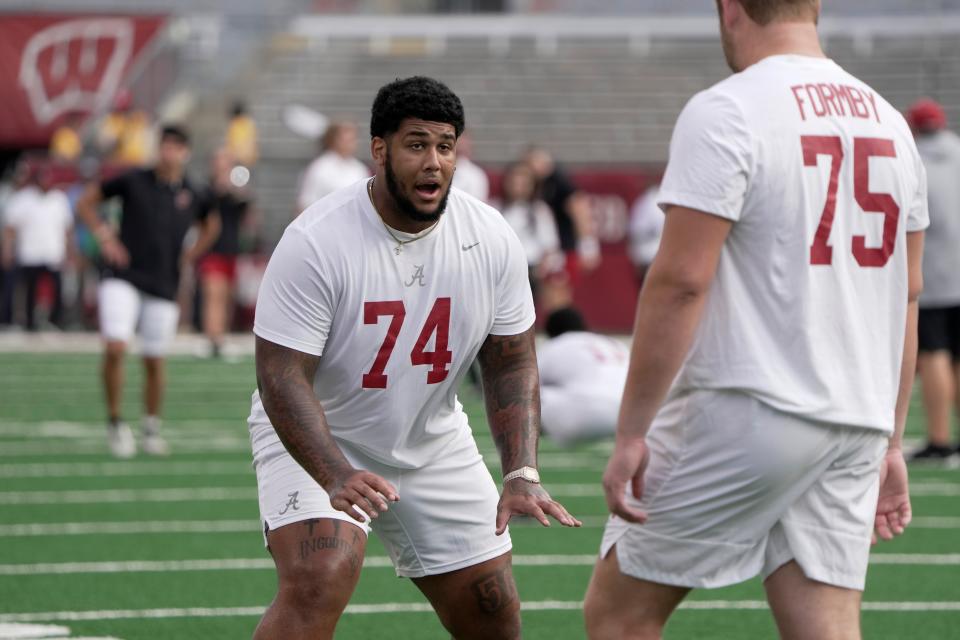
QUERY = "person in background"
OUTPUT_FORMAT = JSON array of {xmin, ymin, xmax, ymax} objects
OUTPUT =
[
  {"xmin": 627, "ymin": 183, "xmax": 664, "ymax": 285},
  {"xmin": 524, "ymin": 146, "xmax": 600, "ymax": 279},
  {"xmin": 906, "ymin": 98, "xmax": 960, "ymax": 461},
  {"xmin": 96, "ymin": 90, "xmax": 155, "ymax": 167},
  {"xmin": 49, "ymin": 112, "xmax": 85, "ymax": 163},
  {"xmin": 296, "ymin": 120, "xmax": 370, "ymax": 213},
  {"xmin": 0, "ymin": 162, "xmax": 32, "ymax": 327},
  {"xmin": 2, "ymin": 165, "xmax": 73, "ymax": 331},
  {"xmin": 77, "ymin": 125, "xmax": 221, "ymax": 458},
  {"xmin": 499, "ymin": 162, "xmax": 564, "ymax": 300},
  {"xmin": 198, "ymin": 148, "xmax": 254, "ymax": 358},
  {"xmin": 452, "ymin": 131, "xmax": 489, "ymax": 201},
  {"xmin": 538, "ymin": 307, "xmax": 629, "ymax": 447},
  {"xmin": 225, "ymin": 100, "xmax": 259, "ymax": 168}
]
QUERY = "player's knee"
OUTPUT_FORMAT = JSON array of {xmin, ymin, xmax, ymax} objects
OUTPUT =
[
  {"xmin": 278, "ymin": 564, "xmax": 352, "ymax": 618},
  {"xmin": 104, "ymin": 341, "xmax": 126, "ymax": 359},
  {"xmin": 443, "ymin": 598, "xmax": 520, "ymax": 640},
  {"xmin": 584, "ymin": 592, "xmax": 664, "ymax": 640}
]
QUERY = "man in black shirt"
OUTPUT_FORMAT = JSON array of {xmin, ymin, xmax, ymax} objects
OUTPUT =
[{"xmin": 77, "ymin": 125, "xmax": 221, "ymax": 458}]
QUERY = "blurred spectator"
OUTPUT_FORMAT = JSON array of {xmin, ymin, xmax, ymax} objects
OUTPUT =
[
  {"xmin": 524, "ymin": 146, "xmax": 600, "ymax": 277},
  {"xmin": 49, "ymin": 112, "xmax": 85, "ymax": 163},
  {"xmin": 2, "ymin": 165, "xmax": 73, "ymax": 331},
  {"xmin": 198, "ymin": 148, "xmax": 255, "ymax": 358},
  {"xmin": 452, "ymin": 131, "xmax": 489, "ymax": 201},
  {"xmin": 627, "ymin": 184, "xmax": 664, "ymax": 284},
  {"xmin": 499, "ymin": 162, "xmax": 563, "ymax": 298},
  {"xmin": 538, "ymin": 306, "xmax": 629, "ymax": 447},
  {"xmin": 77, "ymin": 125, "xmax": 221, "ymax": 458},
  {"xmin": 296, "ymin": 120, "xmax": 369, "ymax": 213},
  {"xmin": 225, "ymin": 100, "xmax": 259, "ymax": 167},
  {"xmin": 96, "ymin": 90, "xmax": 155, "ymax": 167},
  {"xmin": 0, "ymin": 163, "xmax": 32, "ymax": 327},
  {"xmin": 906, "ymin": 98, "xmax": 960, "ymax": 461}
]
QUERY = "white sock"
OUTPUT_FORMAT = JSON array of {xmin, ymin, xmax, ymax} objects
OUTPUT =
[{"xmin": 143, "ymin": 415, "xmax": 162, "ymax": 436}]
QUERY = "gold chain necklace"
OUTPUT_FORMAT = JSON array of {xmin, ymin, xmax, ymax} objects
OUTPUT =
[{"xmin": 367, "ymin": 178, "xmax": 440, "ymax": 255}]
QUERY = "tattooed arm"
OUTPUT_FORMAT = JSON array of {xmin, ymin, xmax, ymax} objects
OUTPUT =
[
  {"xmin": 477, "ymin": 327, "xmax": 581, "ymax": 535},
  {"xmin": 256, "ymin": 336, "xmax": 398, "ymax": 522}
]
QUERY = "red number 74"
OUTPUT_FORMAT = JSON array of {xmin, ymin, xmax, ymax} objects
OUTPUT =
[{"xmin": 361, "ymin": 298, "xmax": 453, "ymax": 389}]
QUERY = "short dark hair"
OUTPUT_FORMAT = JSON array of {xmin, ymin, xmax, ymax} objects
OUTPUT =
[
  {"xmin": 545, "ymin": 307, "xmax": 588, "ymax": 339},
  {"xmin": 734, "ymin": 0, "xmax": 818, "ymax": 25},
  {"xmin": 370, "ymin": 76, "xmax": 465, "ymax": 140},
  {"xmin": 160, "ymin": 124, "xmax": 190, "ymax": 146}
]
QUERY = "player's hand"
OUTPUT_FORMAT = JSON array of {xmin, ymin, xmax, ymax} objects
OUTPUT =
[
  {"xmin": 873, "ymin": 448, "xmax": 911, "ymax": 544},
  {"xmin": 99, "ymin": 235, "xmax": 130, "ymax": 268},
  {"xmin": 495, "ymin": 479, "xmax": 581, "ymax": 536},
  {"xmin": 327, "ymin": 468, "xmax": 399, "ymax": 524},
  {"xmin": 602, "ymin": 437, "xmax": 649, "ymax": 523}
]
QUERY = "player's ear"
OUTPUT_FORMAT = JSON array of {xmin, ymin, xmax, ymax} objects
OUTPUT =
[
  {"xmin": 718, "ymin": 0, "xmax": 739, "ymax": 28},
  {"xmin": 370, "ymin": 136, "xmax": 387, "ymax": 170}
]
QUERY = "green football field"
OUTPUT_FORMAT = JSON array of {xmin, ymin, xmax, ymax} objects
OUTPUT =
[{"xmin": 0, "ymin": 352, "xmax": 958, "ymax": 639}]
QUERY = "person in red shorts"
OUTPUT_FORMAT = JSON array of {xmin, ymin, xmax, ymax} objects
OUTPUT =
[{"xmin": 197, "ymin": 148, "xmax": 253, "ymax": 358}]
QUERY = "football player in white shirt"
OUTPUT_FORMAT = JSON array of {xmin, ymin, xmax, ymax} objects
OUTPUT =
[
  {"xmin": 584, "ymin": 2, "xmax": 927, "ymax": 639},
  {"xmin": 250, "ymin": 76, "xmax": 580, "ymax": 640},
  {"xmin": 538, "ymin": 307, "xmax": 629, "ymax": 447}
]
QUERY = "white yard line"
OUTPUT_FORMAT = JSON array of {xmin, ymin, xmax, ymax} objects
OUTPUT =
[
  {"xmin": 0, "ymin": 456, "xmax": 600, "ymax": 479},
  {"xmin": 1, "ymin": 480, "xmax": 956, "ymax": 505},
  {"xmin": 2, "ymin": 600, "xmax": 959, "ymax": 624},
  {"xmin": 0, "ymin": 461, "xmax": 252, "ymax": 479},
  {"xmin": 0, "ymin": 487, "xmax": 254, "ymax": 505},
  {"xmin": 0, "ymin": 440, "xmax": 250, "ymax": 457},
  {"xmin": 0, "ymin": 520, "xmax": 259, "ymax": 537},
  {"xmin": 2, "ymin": 553, "xmax": 958, "ymax": 576},
  {"xmin": 2, "ymin": 515, "xmax": 957, "ymax": 538}
]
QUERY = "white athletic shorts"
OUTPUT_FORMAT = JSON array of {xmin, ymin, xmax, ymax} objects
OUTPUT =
[
  {"xmin": 253, "ymin": 438, "xmax": 512, "ymax": 578},
  {"xmin": 601, "ymin": 389, "xmax": 887, "ymax": 591},
  {"xmin": 98, "ymin": 278, "xmax": 180, "ymax": 357}
]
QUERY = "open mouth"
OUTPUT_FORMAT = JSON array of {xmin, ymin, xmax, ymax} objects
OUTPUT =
[{"xmin": 415, "ymin": 181, "xmax": 441, "ymax": 199}]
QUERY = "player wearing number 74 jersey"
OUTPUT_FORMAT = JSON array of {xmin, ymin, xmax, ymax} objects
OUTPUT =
[
  {"xmin": 584, "ymin": 2, "xmax": 928, "ymax": 639},
  {"xmin": 247, "ymin": 76, "xmax": 579, "ymax": 640}
]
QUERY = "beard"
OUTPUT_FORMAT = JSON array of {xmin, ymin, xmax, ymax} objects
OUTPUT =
[{"xmin": 384, "ymin": 150, "xmax": 451, "ymax": 224}]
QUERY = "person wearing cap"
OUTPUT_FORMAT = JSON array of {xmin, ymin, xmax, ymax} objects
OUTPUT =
[
  {"xmin": 77, "ymin": 125, "xmax": 221, "ymax": 458},
  {"xmin": 907, "ymin": 98, "xmax": 960, "ymax": 461}
]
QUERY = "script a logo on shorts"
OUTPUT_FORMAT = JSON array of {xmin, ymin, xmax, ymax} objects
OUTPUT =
[
  {"xmin": 279, "ymin": 491, "xmax": 300, "ymax": 515},
  {"xmin": 405, "ymin": 264, "xmax": 426, "ymax": 287},
  {"xmin": 18, "ymin": 18, "xmax": 136, "ymax": 125}
]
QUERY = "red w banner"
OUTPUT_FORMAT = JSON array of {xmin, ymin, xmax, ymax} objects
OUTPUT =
[{"xmin": 0, "ymin": 14, "xmax": 166, "ymax": 149}]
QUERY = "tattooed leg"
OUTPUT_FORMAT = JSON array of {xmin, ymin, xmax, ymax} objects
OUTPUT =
[
  {"xmin": 253, "ymin": 518, "xmax": 367, "ymax": 640},
  {"xmin": 412, "ymin": 552, "xmax": 521, "ymax": 640}
]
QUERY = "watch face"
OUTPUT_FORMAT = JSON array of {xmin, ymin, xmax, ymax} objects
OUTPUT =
[{"xmin": 523, "ymin": 468, "xmax": 540, "ymax": 483}]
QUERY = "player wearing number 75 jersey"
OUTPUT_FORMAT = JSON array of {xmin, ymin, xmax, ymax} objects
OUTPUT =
[
  {"xmin": 247, "ymin": 76, "xmax": 580, "ymax": 640},
  {"xmin": 584, "ymin": 2, "xmax": 928, "ymax": 639}
]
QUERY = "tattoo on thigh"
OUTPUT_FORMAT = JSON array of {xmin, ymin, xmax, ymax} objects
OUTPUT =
[
  {"xmin": 298, "ymin": 519, "xmax": 362, "ymax": 576},
  {"xmin": 470, "ymin": 565, "xmax": 518, "ymax": 615}
]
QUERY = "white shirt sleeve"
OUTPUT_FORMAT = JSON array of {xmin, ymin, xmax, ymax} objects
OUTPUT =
[
  {"xmin": 253, "ymin": 227, "xmax": 338, "ymax": 356},
  {"xmin": 906, "ymin": 155, "xmax": 930, "ymax": 233},
  {"xmin": 490, "ymin": 227, "xmax": 536, "ymax": 336},
  {"xmin": 658, "ymin": 89, "xmax": 753, "ymax": 222}
]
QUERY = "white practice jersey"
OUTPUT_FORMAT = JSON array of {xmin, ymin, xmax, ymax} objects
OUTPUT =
[
  {"xmin": 658, "ymin": 55, "xmax": 929, "ymax": 433},
  {"xmin": 538, "ymin": 331, "xmax": 629, "ymax": 399},
  {"xmin": 250, "ymin": 181, "xmax": 536, "ymax": 468}
]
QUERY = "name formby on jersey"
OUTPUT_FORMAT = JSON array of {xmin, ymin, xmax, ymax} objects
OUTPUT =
[{"xmin": 790, "ymin": 83, "xmax": 880, "ymax": 123}]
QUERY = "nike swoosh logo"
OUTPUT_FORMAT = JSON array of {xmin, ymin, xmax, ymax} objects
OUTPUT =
[{"xmin": 462, "ymin": 242, "xmax": 480, "ymax": 251}]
